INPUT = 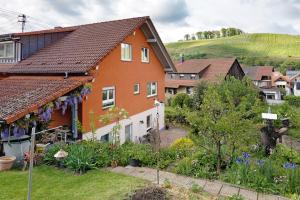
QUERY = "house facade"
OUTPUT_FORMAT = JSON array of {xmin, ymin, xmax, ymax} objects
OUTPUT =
[
  {"xmin": 165, "ymin": 58, "xmax": 244, "ymax": 96},
  {"xmin": 0, "ymin": 17, "xmax": 175, "ymax": 144}
]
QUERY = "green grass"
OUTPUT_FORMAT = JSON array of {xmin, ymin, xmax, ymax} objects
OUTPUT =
[
  {"xmin": 166, "ymin": 33, "xmax": 300, "ymax": 61},
  {"xmin": 0, "ymin": 165, "xmax": 148, "ymax": 200}
]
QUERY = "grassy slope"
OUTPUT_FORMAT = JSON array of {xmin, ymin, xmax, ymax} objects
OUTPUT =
[
  {"xmin": 0, "ymin": 165, "xmax": 147, "ymax": 200},
  {"xmin": 166, "ymin": 33, "xmax": 300, "ymax": 60}
]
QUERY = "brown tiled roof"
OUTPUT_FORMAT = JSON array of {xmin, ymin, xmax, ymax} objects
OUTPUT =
[
  {"xmin": 243, "ymin": 66, "xmax": 274, "ymax": 80},
  {"xmin": 175, "ymin": 60, "xmax": 210, "ymax": 73},
  {"xmin": 13, "ymin": 27, "xmax": 77, "ymax": 36},
  {"xmin": 201, "ymin": 58, "xmax": 237, "ymax": 82},
  {"xmin": 2, "ymin": 17, "xmax": 149, "ymax": 74},
  {"xmin": 0, "ymin": 76, "xmax": 92, "ymax": 123},
  {"xmin": 165, "ymin": 79, "xmax": 198, "ymax": 88},
  {"xmin": 174, "ymin": 58, "xmax": 237, "ymax": 82}
]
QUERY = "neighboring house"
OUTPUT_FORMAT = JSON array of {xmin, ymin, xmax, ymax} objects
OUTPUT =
[
  {"xmin": 0, "ymin": 16, "xmax": 175, "ymax": 144},
  {"xmin": 289, "ymin": 72, "xmax": 300, "ymax": 96},
  {"xmin": 165, "ymin": 58, "xmax": 244, "ymax": 96},
  {"xmin": 243, "ymin": 66, "xmax": 291, "ymax": 104}
]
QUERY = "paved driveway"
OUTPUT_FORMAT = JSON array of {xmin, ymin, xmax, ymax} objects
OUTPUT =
[{"xmin": 160, "ymin": 127, "xmax": 188, "ymax": 148}]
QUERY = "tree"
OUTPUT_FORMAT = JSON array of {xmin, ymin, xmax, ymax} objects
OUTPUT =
[
  {"xmin": 184, "ymin": 34, "xmax": 190, "ymax": 41},
  {"xmin": 188, "ymin": 77, "xmax": 259, "ymax": 175},
  {"xmin": 203, "ymin": 31, "xmax": 209, "ymax": 39},
  {"xmin": 191, "ymin": 34, "xmax": 196, "ymax": 40},
  {"xmin": 196, "ymin": 31, "xmax": 202, "ymax": 40},
  {"xmin": 221, "ymin": 28, "xmax": 227, "ymax": 37}
]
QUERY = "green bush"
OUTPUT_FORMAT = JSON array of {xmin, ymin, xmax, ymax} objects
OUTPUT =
[
  {"xmin": 43, "ymin": 143, "xmax": 62, "ymax": 165},
  {"xmin": 165, "ymin": 106, "xmax": 189, "ymax": 125},
  {"xmin": 171, "ymin": 93, "xmax": 192, "ymax": 108},
  {"xmin": 284, "ymin": 96, "xmax": 300, "ymax": 107}
]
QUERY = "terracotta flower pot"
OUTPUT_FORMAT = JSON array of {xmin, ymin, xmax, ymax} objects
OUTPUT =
[{"xmin": 0, "ymin": 156, "xmax": 16, "ymax": 171}]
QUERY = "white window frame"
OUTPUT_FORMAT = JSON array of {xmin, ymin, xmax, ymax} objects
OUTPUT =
[
  {"xmin": 134, "ymin": 83, "xmax": 140, "ymax": 94},
  {"xmin": 121, "ymin": 43, "xmax": 132, "ymax": 61},
  {"xmin": 146, "ymin": 114, "xmax": 152, "ymax": 129},
  {"xmin": 102, "ymin": 86, "xmax": 115, "ymax": 109},
  {"xmin": 141, "ymin": 47, "xmax": 149, "ymax": 63},
  {"xmin": 0, "ymin": 41, "xmax": 14, "ymax": 58},
  {"xmin": 147, "ymin": 82, "xmax": 157, "ymax": 97}
]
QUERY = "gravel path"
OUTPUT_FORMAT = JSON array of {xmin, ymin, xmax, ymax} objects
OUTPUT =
[
  {"xmin": 282, "ymin": 135, "xmax": 300, "ymax": 154},
  {"xmin": 108, "ymin": 166, "xmax": 289, "ymax": 200}
]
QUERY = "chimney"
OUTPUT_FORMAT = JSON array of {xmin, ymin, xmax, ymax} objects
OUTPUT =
[{"xmin": 180, "ymin": 53, "xmax": 184, "ymax": 64}]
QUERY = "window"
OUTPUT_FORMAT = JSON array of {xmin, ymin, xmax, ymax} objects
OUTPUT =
[
  {"xmin": 134, "ymin": 83, "xmax": 140, "ymax": 94},
  {"xmin": 125, "ymin": 124, "xmax": 133, "ymax": 142},
  {"xmin": 141, "ymin": 47, "xmax": 149, "ymax": 63},
  {"xmin": 186, "ymin": 87, "xmax": 192, "ymax": 94},
  {"xmin": 100, "ymin": 132, "xmax": 112, "ymax": 142},
  {"xmin": 146, "ymin": 115, "xmax": 152, "ymax": 129},
  {"xmin": 102, "ymin": 87, "xmax": 115, "ymax": 108},
  {"xmin": 170, "ymin": 74, "xmax": 176, "ymax": 79},
  {"xmin": 0, "ymin": 42, "xmax": 14, "ymax": 58},
  {"xmin": 121, "ymin": 43, "xmax": 132, "ymax": 61},
  {"xmin": 190, "ymin": 74, "xmax": 196, "ymax": 79},
  {"xmin": 297, "ymin": 82, "xmax": 300, "ymax": 90},
  {"xmin": 147, "ymin": 82, "xmax": 157, "ymax": 97},
  {"xmin": 266, "ymin": 94, "xmax": 275, "ymax": 100},
  {"xmin": 180, "ymin": 74, "xmax": 184, "ymax": 79}
]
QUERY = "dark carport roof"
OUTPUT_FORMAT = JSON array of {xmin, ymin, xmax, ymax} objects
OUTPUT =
[{"xmin": 0, "ymin": 76, "xmax": 92, "ymax": 123}]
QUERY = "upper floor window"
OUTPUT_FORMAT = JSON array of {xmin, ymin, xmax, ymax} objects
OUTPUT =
[
  {"xmin": 190, "ymin": 74, "xmax": 196, "ymax": 79},
  {"xmin": 0, "ymin": 42, "xmax": 14, "ymax": 58},
  {"xmin": 179, "ymin": 74, "xmax": 185, "ymax": 79},
  {"xmin": 134, "ymin": 83, "xmax": 140, "ymax": 94},
  {"xmin": 121, "ymin": 43, "xmax": 132, "ymax": 61},
  {"xmin": 170, "ymin": 74, "xmax": 176, "ymax": 79},
  {"xmin": 147, "ymin": 82, "xmax": 157, "ymax": 97},
  {"xmin": 102, "ymin": 87, "xmax": 115, "ymax": 109},
  {"xmin": 141, "ymin": 47, "xmax": 149, "ymax": 63}
]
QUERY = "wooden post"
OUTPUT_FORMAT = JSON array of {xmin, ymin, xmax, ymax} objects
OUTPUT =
[{"xmin": 27, "ymin": 127, "xmax": 36, "ymax": 200}]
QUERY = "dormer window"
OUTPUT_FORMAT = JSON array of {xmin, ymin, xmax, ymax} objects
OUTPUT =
[
  {"xmin": 190, "ymin": 74, "xmax": 196, "ymax": 79},
  {"xmin": 0, "ymin": 42, "xmax": 14, "ymax": 58},
  {"xmin": 180, "ymin": 74, "xmax": 184, "ymax": 79}
]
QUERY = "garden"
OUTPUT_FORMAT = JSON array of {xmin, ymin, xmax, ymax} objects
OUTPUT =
[{"xmin": 1, "ymin": 77, "xmax": 300, "ymax": 199}]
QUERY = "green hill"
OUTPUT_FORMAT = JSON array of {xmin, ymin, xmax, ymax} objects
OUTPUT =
[{"xmin": 166, "ymin": 33, "xmax": 300, "ymax": 67}]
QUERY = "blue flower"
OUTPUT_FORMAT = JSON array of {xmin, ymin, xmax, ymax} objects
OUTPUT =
[
  {"xmin": 283, "ymin": 162, "xmax": 298, "ymax": 169},
  {"xmin": 236, "ymin": 157, "xmax": 243, "ymax": 164},
  {"xmin": 242, "ymin": 152, "xmax": 250, "ymax": 159},
  {"xmin": 245, "ymin": 159, "xmax": 250, "ymax": 166},
  {"xmin": 257, "ymin": 160, "xmax": 265, "ymax": 166}
]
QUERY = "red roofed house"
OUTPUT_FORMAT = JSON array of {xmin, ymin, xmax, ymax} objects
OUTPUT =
[
  {"xmin": 0, "ymin": 16, "xmax": 175, "ymax": 150},
  {"xmin": 165, "ymin": 57, "xmax": 244, "ymax": 96}
]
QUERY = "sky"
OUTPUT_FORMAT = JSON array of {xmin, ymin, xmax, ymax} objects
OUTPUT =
[{"xmin": 1, "ymin": 0, "xmax": 300, "ymax": 43}]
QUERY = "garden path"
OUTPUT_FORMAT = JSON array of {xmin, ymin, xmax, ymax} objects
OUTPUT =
[
  {"xmin": 160, "ymin": 127, "xmax": 188, "ymax": 148},
  {"xmin": 108, "ymin": 166, "xmax": 289, "ymax": 200},
  {"xmin": 282, "ymin": 135, "xmax": 300, "ymax": 154}
]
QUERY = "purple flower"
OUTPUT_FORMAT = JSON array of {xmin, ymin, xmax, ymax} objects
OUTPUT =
[
  {"xmin": 245, "ymin": 159, "xmax": 250, "ymax": 166},
  {"xmin": 236, "ymin": 157, "xmax": 243, "ymax": 164},
  {"xmin": 54, "ymin": 101, "xmax": 61, "ymax": 109},
  {"xmin": 1, "ymin": 128, "xmax": 9, "ymax": 139},
  {"xmin": 242, "ymin": 152, "xmax": 250, "ymax": 159}
]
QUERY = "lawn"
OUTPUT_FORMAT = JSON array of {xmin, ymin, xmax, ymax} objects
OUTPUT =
[
  {"xmin": 0, "ymin": 165, "xmax": 148, "ymax": 200},
  {"xmin": 166, "ymin": 33, "xmax": 300, "ymax": 61}
]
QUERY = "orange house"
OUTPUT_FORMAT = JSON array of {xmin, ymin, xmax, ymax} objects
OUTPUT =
[{"xmin": 0, "ymin": 17, "xmax": 175, "ymax": 143}]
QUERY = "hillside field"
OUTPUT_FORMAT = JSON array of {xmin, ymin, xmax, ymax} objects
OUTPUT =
[{"xmin": 166, "ymin": 33, "xmax": 300, "ymax": 66}]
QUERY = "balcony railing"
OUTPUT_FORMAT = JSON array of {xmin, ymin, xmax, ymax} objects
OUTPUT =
[{"xmin": 0, "ymin": 58, "xmax": 17, "ymax": 63}]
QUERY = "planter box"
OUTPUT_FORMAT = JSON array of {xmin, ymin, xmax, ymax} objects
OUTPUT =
[{"xmin": 2, "ymin": 135, "xmax": 30, "ymax": 164}]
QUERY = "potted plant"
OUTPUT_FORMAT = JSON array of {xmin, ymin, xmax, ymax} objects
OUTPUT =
[{"xmin": 0, "ymin": 156, "xmax": 16, "ymax": 171}]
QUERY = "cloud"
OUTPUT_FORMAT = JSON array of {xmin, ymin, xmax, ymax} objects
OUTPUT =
[{"xmin": 1, "ymin": 0, "xmax": 300, "ymax": 42}]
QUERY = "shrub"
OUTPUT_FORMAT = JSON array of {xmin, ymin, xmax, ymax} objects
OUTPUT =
[
  {"xmin": 43, "ymin": 143, "xmax": 62, "ymax": 165},
  {"xmin": 165, "ymin": 106, "xmax": 189, "ymax": 125},
  {"xmin": 171, "ymin": 93, "xmax": 192, "ymax": 108},
  {"xmin": 170, "ymin": 138, "xmax": 194, "ymax": 158},
  {"xmin": 284, "ymin": 96, "xmax": 300, "ymax": 107}
]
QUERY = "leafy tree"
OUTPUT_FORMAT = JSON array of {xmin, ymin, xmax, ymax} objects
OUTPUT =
[
  {"xmin": 191, "ymin": 81, "xmax": 208, "ymax": 110},
  {"xmin": 191, "ymin": 34, "xmax": 196, "ymax": 40},
  {"xmin": 188, "ymin": 77, "xmax": 260, "ymax": 175},
  {"xmin": 221, "ymin": 28, "xmax": 227, "ymax": 37},
  {"xmin": 184, "ymin": 34, "xmax": 190, "ymax": 41},
  {"xmin": 196, "ymin": 31, "xmax": 203, "ymax": 40}
]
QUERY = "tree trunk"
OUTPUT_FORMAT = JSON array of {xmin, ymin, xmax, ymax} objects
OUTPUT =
[{"xmin": 216, "ymin": 141, "xmax": 221, "ymax": 175}]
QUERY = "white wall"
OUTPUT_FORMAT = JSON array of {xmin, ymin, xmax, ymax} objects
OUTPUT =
[
  {"xmin": 294, "ymin": 81, "xmax": 300, "ymax": 96},
  {"xmin": 83, "ymin": 104, "xmax": 165, "ymax": 144}
]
